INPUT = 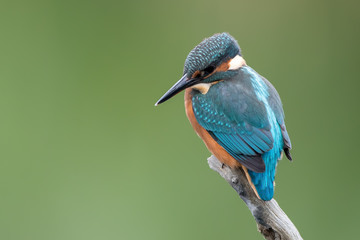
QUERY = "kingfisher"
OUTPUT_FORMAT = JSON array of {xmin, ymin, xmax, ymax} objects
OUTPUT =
[{"xmin": 155, "ymin": 33, "xmax": 292, "ymax": 201}]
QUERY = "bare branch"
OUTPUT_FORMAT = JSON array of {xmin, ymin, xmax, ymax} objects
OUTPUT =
[{"xmin": 208, "ymin": 155, "xmax": 302, "ymax": 240}]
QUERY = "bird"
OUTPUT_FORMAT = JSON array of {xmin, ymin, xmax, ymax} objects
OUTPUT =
[{"xmin": 155, "ymin": 33, "xmax": 292, "ymax": 201}]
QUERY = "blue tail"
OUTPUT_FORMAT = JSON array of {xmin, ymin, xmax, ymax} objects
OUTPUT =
[
  {"xmin": 248, "ymin": 168, "xmax": 275, "ymax": 201},
  {"xmin": 248, "ymin": 143, "xmax": 283, "ymax": 201}
]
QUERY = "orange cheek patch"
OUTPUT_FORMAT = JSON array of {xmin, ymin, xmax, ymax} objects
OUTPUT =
[
  {"xmin": 192, "ymin": 56, "xmax": 244, "ymax": 80},
  {"xmin": 192, "ymin": 70, "xmax": 201, "ymax": 79},
  {"xmin": 215, "ymin": 60, "xmax": 230, "ymax": 72},
  {"xmin": 203, "ymin": 61, "xmax": 230, "ymax": 79}
]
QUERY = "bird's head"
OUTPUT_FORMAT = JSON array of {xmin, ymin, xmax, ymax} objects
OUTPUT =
[{"xmin": 155, "ymin": 33, "xmax": 246, "ymax": 105}]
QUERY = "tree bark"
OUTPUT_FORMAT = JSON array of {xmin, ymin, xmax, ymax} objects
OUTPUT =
[{"xmin": 207, "ymin": 155, "xmax": 303, "ymax": 240}]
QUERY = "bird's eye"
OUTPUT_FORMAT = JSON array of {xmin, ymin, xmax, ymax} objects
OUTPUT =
[
  {"xmin": 203, "ymin": 66, "xmax": 215, "ymax": 74},
  {"xmin": 199, "ymin": 66, "xmax": 215, "ymax": 77}
]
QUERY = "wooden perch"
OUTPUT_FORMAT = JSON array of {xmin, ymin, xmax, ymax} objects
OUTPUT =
[{"xmin": 207, "ymin": 155, "xmax": 302, "ymax": 240}]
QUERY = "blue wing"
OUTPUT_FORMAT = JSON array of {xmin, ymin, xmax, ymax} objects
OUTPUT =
[
  {"xmin": 192, "ymin": 67, "xmax": 292, "ymax": 200},
  {"xmin": 192, "ymin": 76, "xmax": 274, "ymax": 172},
  {"xmin": 192, "ymin": 67, "xmax": 291, "ymax": 173}
]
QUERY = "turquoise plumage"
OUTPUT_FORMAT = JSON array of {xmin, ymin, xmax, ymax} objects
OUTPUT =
[
  {"xmin": 156, "ymin": 33, "xmax": 292, "ymax": 201},
  {"xmin": 192, "ymin": 66, "xmax": 291, "ymax": 200}
]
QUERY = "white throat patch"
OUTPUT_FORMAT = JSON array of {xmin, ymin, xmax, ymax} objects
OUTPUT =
[
  {"xmin": 191, "ymin": 83, "xmax": 212, "ymax": 94},
  {"xmin": 228, "ymin": 55, "xmax": 246, "ymax": 70}
]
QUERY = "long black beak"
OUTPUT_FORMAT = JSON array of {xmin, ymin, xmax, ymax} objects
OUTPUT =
[{"xmin": 155, "ymin": 74, "xmax": 199, "ymax": 106}]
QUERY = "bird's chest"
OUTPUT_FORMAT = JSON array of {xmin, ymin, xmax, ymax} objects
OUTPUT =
[{"xmin": 184, "ymin": 88, "xmax": 242, "ymax": 168}]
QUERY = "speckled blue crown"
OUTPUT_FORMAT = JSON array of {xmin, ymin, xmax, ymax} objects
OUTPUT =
[{"xmin": 184, "ymin": 33, "xmax": 241, "ymax": 76}]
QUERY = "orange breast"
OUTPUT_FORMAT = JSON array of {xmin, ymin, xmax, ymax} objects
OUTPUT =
[{"xmin": 184, "ymin": 89, "xmax": 259, "ymax": 198}]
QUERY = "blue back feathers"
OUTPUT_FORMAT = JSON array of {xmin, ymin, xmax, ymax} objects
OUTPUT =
[{"xmin": 244, "ymin": 67, "xmax": 284, "ymax": 200}]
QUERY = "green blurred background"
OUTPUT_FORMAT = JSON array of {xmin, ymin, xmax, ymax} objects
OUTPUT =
[{"xmin": 1, "ymin": 0, "xmax": 359, "ymax": 239}]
